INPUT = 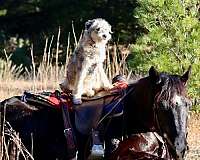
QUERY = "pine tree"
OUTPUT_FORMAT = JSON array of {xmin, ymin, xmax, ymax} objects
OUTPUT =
[{"xmin": 130, "ymin": 0, "xmax": 200, "ymax": 111}]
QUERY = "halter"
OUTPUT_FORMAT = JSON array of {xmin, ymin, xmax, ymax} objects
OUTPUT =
[{"xmin": 153, "ymin": 92, "xmax": 183, "ymax": 160}]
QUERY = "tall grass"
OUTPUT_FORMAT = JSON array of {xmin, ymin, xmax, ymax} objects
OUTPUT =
[
  {"xmin": 0, "ymin": 29, "xmax": 199, "ymax": 160},
  {"xmin": 0, "ymin": 29, "xmax": 130, "ymax": 101},
  {"xmin": 0, "ymin": 111, "xmax": 34, "ymax": 160},
  {"xmin": 0, "ymin": 29, "xmax": 131, "ymax": 159}
]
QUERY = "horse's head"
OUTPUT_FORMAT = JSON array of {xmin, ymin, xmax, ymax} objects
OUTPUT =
[{"xmin": 149, "ymin": 66, "xmax": 192, "ymax": 159}]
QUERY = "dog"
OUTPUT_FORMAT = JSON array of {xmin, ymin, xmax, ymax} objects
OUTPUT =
[{"xmin": 60, "ymin": 18, "xmax": 113, "ymax": 104}]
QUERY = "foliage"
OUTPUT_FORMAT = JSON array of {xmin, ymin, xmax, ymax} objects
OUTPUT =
[
  {"xmin": 129, "ymin": 0, "xmax": 200, "ymax": 111},
  {"xmin": 0, "ymin": 0, "xmax": 140, "ymax": 59}
]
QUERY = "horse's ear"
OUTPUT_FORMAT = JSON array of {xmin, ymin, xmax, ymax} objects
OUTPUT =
[
  {"xmin": 181, "ymin": 65, "xmax": 191, "ymax": 85},
  {"xmin": 149, "ymin": 66, "xmax": 161, "ymax": 84}
]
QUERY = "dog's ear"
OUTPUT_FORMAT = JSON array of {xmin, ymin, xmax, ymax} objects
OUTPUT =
[{"xmin": 85, "ymin": 19, "xmax": 95, "ymax": 30}]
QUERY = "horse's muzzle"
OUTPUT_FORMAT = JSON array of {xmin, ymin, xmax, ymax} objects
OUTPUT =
[
  {"xmin": 174, "ymin": 135, "xmax": 187, "ymax": 152},
  {"xmin": 164, "ymin": 133, "xmax": 187, "ymax": 160},
  {"xmin": 174, "ymin": 136, "xmax": 188, "ymax": 160}
]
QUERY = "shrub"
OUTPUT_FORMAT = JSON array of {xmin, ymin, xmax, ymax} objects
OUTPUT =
[{"xmin": 129, "ymin": 0, "xmax": 200, "ymax": 111}]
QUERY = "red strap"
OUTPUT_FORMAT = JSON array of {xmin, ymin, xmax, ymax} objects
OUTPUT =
[
  {"xmin": 110, "ymin": 81, "xmax": 128, "ymax": 93},
  {"xmin": 47, "ymin": 92, "xmax": 73, "ymax": 110}
]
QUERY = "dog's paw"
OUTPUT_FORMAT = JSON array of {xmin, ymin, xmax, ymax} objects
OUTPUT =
[
  {"xmin": 103, "ymin": 84, "xmax": 113, "ymax": 91},
  {"xmin": 73, "ymin": 96, "xmax": 82, "ymax": 105},
  {"xmin": 85, "ymin": 89, "xmax": 95, "ymax": 97}
]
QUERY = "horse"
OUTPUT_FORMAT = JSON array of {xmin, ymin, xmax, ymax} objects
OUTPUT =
[
  {"xmin": 0, "ymin": 66, "xmax": 192, "ymax": 160},
  {"xmin": 103, "ymin": 66, "xmax": 192, "ymax": 160}
]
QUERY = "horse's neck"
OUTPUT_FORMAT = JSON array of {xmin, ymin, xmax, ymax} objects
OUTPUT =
[{"xmin": 126, "ymin": 86, "xmax": 157, "ymax": 133}]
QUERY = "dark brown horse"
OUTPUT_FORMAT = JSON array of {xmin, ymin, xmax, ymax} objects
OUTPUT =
[
  {"xmin": 0, "ymin": 66, "xmax": 191, "ymax": 160},
  {"xmin": 103, "ymin": 66, "xmax": 192, "ymax": 160}
]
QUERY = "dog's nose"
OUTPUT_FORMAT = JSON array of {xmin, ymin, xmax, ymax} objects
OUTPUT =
[{"xmin": 102, "ymin": 34, "xmax": 107, "ymax": 39}]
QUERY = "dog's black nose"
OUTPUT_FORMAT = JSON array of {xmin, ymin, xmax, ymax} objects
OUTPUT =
[{"xmin": 102, "ymin": 34, "xmax": 107, "ymax": 39}]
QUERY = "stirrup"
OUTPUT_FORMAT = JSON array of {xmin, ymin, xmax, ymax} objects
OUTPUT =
[
  {"xmin": 90, "ymin": 144, "xmax": 104, "ymax": 158},
  {"xmin": 90, "ymin": 130, "xmax": 104, "ymax": 159}
]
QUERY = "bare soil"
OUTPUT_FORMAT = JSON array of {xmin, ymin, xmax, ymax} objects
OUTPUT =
[{"xmin": 186, "ymin": 113, "xmax": 200, "ymax": 160}]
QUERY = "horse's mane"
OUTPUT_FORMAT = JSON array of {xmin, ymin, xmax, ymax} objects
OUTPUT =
[
  {"xmin": 155, "ymin": 73, "xmax": 185, "ymax": 106},
  {"xmin": 127, "ymin": 73, "xmax": 184, "ymax": 107},
  {"xmin": 126, "ymin": 74, "xmax": 145, "ymax": 88}
]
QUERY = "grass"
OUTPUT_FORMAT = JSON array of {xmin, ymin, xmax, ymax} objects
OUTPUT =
[
  {"xmin": 0, "ymin": 30, "xmax": 131, "ymax": 159},
  {"xmin": 0, "ymin": 29, "xmax": 199, "ymax": 159},
  {"xmin": 0, "ymin": 29, "xmax": 130, "ymax": 101}
]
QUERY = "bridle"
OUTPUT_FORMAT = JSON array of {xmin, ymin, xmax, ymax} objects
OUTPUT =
[
  {"xmin": 96, "ymin": 83, "xmax": 186, "ymax": 160},
  {"xmin": 153, "ymin": 92, "xmax": 184, "ymax": 160}
]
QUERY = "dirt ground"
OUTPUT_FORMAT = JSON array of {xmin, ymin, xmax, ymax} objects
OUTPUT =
[{"xmin": 186, "ymin": 113, "xmax": 200, "ymax": 160}]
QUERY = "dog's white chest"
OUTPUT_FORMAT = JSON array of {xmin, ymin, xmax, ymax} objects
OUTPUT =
[{"xmin": 96, "ymin": 44, "xmax": 106, "ymax": 63}]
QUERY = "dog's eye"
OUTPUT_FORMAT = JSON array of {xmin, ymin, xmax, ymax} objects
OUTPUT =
[{"xmin": 96, "ymin": 28, "xmax": 100, "ymax": 32}]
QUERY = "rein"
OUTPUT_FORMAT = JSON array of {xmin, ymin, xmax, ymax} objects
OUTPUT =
[
  {"xmin": 153, "ymin": 93, "xmax": 183, "ymax": 160},
  {"xmin": 97, "ymin": 85, "xmax": 135, "ymax": 127}
]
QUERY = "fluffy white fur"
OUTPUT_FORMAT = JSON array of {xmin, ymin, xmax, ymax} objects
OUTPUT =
[{"xmin": 60, "ymin": 18, "xmax": 113, "ymax": 104}]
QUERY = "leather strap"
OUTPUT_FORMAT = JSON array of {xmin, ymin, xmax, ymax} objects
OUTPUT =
[{"xmin": 60, "ymin": 96, "xmax": 77, "ymax": 157}]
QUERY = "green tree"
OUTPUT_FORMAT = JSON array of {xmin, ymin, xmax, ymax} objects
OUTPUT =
[
  {"xmin": 0, "ymin": 0, "xmax": 140, "ymax": 64},
  {"xmin": 129, "ymin": 0, "xmax": 200, "ymax": 110}
]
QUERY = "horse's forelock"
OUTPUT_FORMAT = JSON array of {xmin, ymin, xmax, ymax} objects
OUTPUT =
[{"xmin": 155, "ymin": 73, "xmax": 186, "ymax": 106}]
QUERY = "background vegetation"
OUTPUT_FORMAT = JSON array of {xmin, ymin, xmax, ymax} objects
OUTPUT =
[
  {"xmin": 130, "ymin": 0, "xmax": 200, "ymax": 111},
  {"xmin": 0, "ymin": 1, "xmax": 199, "ymax": 159},
  {"xmin": 0, "ymin": 0, "xmax": 199, "ymax": 111}
]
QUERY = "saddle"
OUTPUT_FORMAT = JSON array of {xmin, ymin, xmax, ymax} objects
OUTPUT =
[
  {"xmin": 74, "ymin": 91, "xmax": 124, "ymax": 135},
  {"xmin": 19, "ymin": 89, "xmax": 124, "ymax": 134},
  {"xmin": 4, "ymin": 83, "xmax": 126, "ymax": 159},
  {"xmin": 17, "ymin": 81, "xmax": 127, "ymax": 157}
]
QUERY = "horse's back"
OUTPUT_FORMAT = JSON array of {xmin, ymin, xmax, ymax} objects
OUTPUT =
[{"xmin": 0, "ymin": 96, "xmax": 70, "ymax": 160}]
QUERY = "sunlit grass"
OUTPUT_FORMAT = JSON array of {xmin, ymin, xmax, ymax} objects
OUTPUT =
[{"xmin": 0, "ymin": 29, "xmax": 130, "ymax": 100}]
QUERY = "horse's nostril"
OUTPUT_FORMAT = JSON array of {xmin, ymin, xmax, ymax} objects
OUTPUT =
[
  {"xmin": 174, "ymin": 137, "xmax": 186, "ymax": 153},
  {"xmin": 176, "ymin": 141, "xmax": 180, "ymax": 146}
]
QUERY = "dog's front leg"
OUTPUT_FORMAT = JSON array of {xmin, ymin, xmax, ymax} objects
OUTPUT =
[
  {"xmin": 73, "ymin": 66, "xmax": 88, "ymax": 104},
  {"xmin": 98, "ymin": 63, "xmax": 113, "ymax": 90}
]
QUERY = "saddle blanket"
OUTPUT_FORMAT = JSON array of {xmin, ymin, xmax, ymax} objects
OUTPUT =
[
  {"xmin": 21, "ymin": 89, "xmax": 124, "ymax": 117},
  {"xmin": 21, "ymin": 80, "xmax": 128, "ymax": 113}
]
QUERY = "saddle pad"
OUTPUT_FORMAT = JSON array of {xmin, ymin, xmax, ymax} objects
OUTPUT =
[
  {"xmin": 21, "ymin": 90, "xmax": 73, "ymax": 110},
  {"xmin": 102, "ymin": 97, "xmax": 124, "ymax": 117},
  {"xmin": 75, "ymin": 99, "xmax": 104, "ymax": 135}
]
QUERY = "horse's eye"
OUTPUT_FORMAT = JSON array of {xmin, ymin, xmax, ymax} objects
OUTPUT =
[{"xmin": 96, "ymin": 28, "xmax": 100, "ymax": 32}]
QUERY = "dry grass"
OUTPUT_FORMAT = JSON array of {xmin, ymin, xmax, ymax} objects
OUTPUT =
[
  {"xmin": 0, "ymin": 29, "xmax": 199, "ymax": 159},
  {"xmin": 0, "ymin": 118, "xmax": 34, "ymax": 160},
  {"xmin": 0, "ymin": 29, "xmax": 131, "ymax": 159},
  {"xmin": 0, "ymin": 29, "xmax": 130, "ymax": 101}
]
